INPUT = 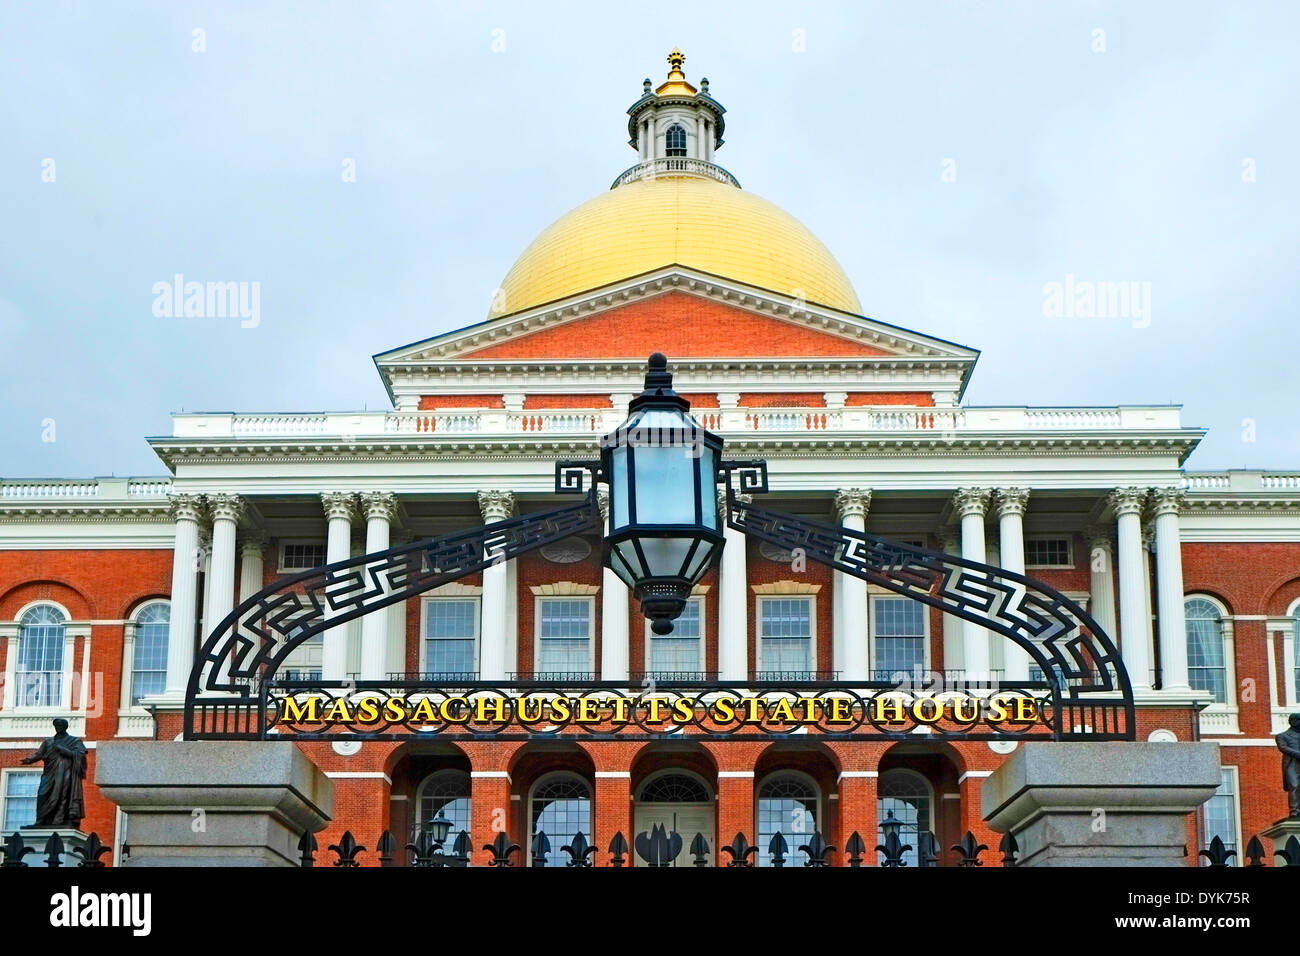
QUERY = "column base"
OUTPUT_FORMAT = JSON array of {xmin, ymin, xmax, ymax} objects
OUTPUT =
[
  {"xmin": 95, "ymin": 741, "xmax": 333, "ymax": 867},
  {"xmin": 982, "ymin": 741, "xmax": 1220, "ymax": 866}
]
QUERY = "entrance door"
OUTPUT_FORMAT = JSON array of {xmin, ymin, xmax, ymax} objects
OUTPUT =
[{"xmin": 633, "ymin": 803, "xmax": 714, "ymax": 867}]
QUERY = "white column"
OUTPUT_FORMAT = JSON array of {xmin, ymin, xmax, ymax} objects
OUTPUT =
[
  {"xmin": 718, "ymin": 490, "xmax": 749, "ymax": 682},
  {"xmin": 238, "ymin": 531, "xmax": 268, "ymax": 604},
  {"xmin": 206, "ymin": 494, "xmax": 244, "ymax": 640},
  {"xmin": 477, "ymin": 490, "xmax": 515, "ymax": 681},
  {"xmin": 163, "ymin": 495, "xmax": 205, "ymax": 697},
  {"xmin": 1142, "ymin": 524, "xmax": 1156, "ymax": 686},
  {"xmin": 833, "ymin": 489, "xmax": 871, "ymax": 683},
  {"xmin": 1152, "ymin": 488, "xmax": 1191, "ymax": 692},
  {"xmin": 598, "ymin": 489, "xmax": 630, "ymax": 682},
  {"xmin": 953, "ymin": 488, "xmax": 992, "ymax": 681},
  {"xmin": 320, "ymin": 492, "xmax": 357, "ymax": 681},
  {"xmin": 936, "ymin": 529, "xmax": 963, "ymax": 675},
  {"xmin": 359, "ymin": 492, "xmax": 397, "ymax": 680},
  {"xmin": 1084, "ymin": 526, "xmax": 1118, "ymax": 642},
  {"xmin": 995, "ymin": 488, "xmax": 1031, "ymax": 682},
  {"xmin": 1110, "ymin": 488, "xmax": 1152, "ymax": 693}
]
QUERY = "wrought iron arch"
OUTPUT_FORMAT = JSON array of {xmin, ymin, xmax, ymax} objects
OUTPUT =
[{"xmin": 720, "ymin": 460, "xmax": 1135, "ymax": 740}]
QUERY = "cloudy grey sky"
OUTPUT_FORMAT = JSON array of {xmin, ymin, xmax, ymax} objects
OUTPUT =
[{"xmin": 1, "ymin": 0, "xmax": 1297, "ymax": 478}]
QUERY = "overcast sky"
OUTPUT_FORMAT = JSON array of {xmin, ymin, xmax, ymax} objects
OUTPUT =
[{"xmin": 1, "ymin": 1, "xmax": 1297, "ymax": 478}]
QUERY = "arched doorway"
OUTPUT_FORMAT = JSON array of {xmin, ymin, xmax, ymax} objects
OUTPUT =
[
  {"xmin": 876, "ymin": 741, "xmax": 964, "ymax": 867},
  {"xmin": 385, "ymin": 743, "xmax": 471, "ymax": 866},
  {"xmin": 414, "ymin": 769, "xmax": 472, "ymax": 846},
  {"xmin": 632, "ymin": 769, "xmax": 714, "ymax": 867},
  {"xmin": 529, "ymin": 772, "xmax": 593, "ymax": 867}
]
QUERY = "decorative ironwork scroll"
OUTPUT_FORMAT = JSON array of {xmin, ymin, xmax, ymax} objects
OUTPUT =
[
  {"xmin": 719, "ymin": 460, "xmax": 1136, "ymax": 741},
  {"xmin": 183, "ymin": 463, "xmax": 601, "ymax": 739}
]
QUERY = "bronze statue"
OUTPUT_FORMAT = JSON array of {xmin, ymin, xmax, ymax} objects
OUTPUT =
[
  {"xmin": 19, "ymin": 718, "xmax": 88, "ymax": 830},
  {"xmin": 1279, "ymin": 713, "xmax": 1300, "ymax": 818}
]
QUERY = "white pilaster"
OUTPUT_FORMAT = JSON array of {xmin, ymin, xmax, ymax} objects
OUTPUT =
[
  {"xmin": 834, "ymin": 489, "xmax": 871, "ymax": 683},
  {"xmin": 358, "ymin": 492, "xmax": 397, "ymax": 680},
  {"xmin": 718, "ymin": 489, "xmax": 749, "ymax": 682},
  {"xmin": 1111, "ymin": 488, "xmax": 1153, "ymax": 693},
  {"xmin": 321, "ymin": 492, "xmax": 357, "ymax": 681},
  {"xmin": 1084, "ymin": 526, "xmax": 1118, "ymax": 643},
  {"xmin": 954, "ymin": 488, "xmax": 992, "ymax": 681},
  {"xmin": 995, "ymin": 488, "xmax": 1031, "ymax": 682},
  {"xmin": 1151, "ymin": 488, "xmax": 1191, "ymax": 692},
  {"xmin": 598, "ymin": 489, "xmax": 630, "ymax": 682},
  {"xmin": 477, "ymin": 490, "xmax": 515, "ymax": 681},
  {"xmin": 163, "ymin": 495, "xmax": 205, "ymax": 697}
]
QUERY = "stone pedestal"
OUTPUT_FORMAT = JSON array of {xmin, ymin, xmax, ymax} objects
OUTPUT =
[
  {"xmin": 16, "ymin": 828, "xmax": 91, "ymax": 867},
  {"xmin": 1260, "ymin": 817, "xmax": 1300, "ymax": 865},
  {"xmin": 982, "ymin": 741, "xmax": 1220, "ymax": 867},
  {"xmin": 95, "ymin": 741, "xmax": 333, "ymax": 867}
]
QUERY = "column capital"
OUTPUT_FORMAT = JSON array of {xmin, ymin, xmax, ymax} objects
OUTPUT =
[
  {"xmin": 360, "ymin": 491, "xmax": 399, "ymax": 523},
  {"xmin": 168, "ymin": 493, "xmax": 206, "ymax": 524},
  {"xmin": 934, "ymin": 527, "xmax": 959, "ymax": 553},
  {"xmin": 239, "ymin": 529, "xmax": 270, "ymax": 558},
  {"xmin": 321, "ymin": 491, "xmax": 358, "ymax": 522},
  {"xmin": 477, "ymin": 490, "xmax": 516, "ymax": 522},
  {"xmin": 208, "ymin": 493, "xmax": 246, "ymax": 524},
  {"xmin": 952, "ymin": 487, "xmax": 991, "ymax": 518},
  {"xmin": 834, "ymin": 488, "xmax": 871, "ymax": 521},
  {"xmin": 1082, "ymin": 524, "xmax": 1114, "ymax": 551},
  {"xmin": 994, "ymin": 487, "xmax": 1030, "ymax": 518},
  {"xmin": 717, "ymin": 487, "xmax": 751, "ymax": 522},
  {"xmin": 1108, "ymin": 486, "xmax": 1147, "ymax": 517},
  {"xmin": 1149, "ymin": 487, "xmax": 1187, "ymax": 517},
  {"xmin": 597, "ymin": 487, "xmax": 610, "ymax": 522}
]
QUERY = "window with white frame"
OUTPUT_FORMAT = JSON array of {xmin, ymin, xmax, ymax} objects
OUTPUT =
[
  {"xmin": 871, "ymin": 597, "xmax": 926, "ymax": 680},
  {"xmin": 756, "ymin": 772, "xmax": 818, "ymax": 867},
  {"xmin": 1292, "ymin": 602, "xmax": 1300, "ymax": 705},
  {"xmin": 416, "ymin": 769, "xmax": 472, "ymax": 847},
  {"xmin": 281, "ymin": 622, "xmax": 323, "ymax": 681},
  {"xmin": 16, "ymin": 604, "xmax": 66, "ymax": 707},
  {"xmin": 1185, "ymin": 597, "xmax": 1228, "ymax": 703},
  {"xmin": 1024, "ymin": 536, "xmax": 1073, "ymax": 568},
  {"xmin": 2, "ymin": 770, "xmax": 40, "ymax": 833},
  {"xmin": 646, "ymin": 596, "xmax": 704, "ymax": 678},
  {"xmin": 757, "ymin": 596, "xmax": 813, "ymax": 677},
  {"xmin": 664, "ymin": 123, "xmax": 687, "ymax": 156},
  {"xmin": 530, "ymin": 772, "xmax": 592, "ymax": 867},
  {"xmin": 130, "ymin": 602, "xmax": 170, "ymax": 704},
  {"xmin": 878, "ymin": 769, "xmax": 934, "ymax": 867},
  {"xmin": 423, "ymin": 598, "xmax": 479, "ymax": 678},
  {"xmin": 280, "ymin": 541, "xmax": 326, "ymax": 570},
  {"xmin": 1199, "ymin": 767, "xmax": 1240, "ymax": 864},
  {"xmin": 536, "ymin": 598, "xmax": 593, "ymax": 677}
]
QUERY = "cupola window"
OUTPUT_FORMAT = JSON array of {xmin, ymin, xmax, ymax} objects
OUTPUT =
[{"xmin": 665, "ymin": 124, "xmax": 687, "ymax": 157}]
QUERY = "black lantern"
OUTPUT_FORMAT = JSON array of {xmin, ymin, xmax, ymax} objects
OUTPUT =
[
  {"xmin": 601, "ymin": 353, "xmax": 725, "ymax": 634},
  {"xmin": 427, "ymin": 811, "xmax": 453, "ymax": 846}
]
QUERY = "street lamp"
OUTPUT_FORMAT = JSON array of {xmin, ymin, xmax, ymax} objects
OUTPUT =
[
  {"xmin": 601, "ymin": 353, "xmax": 725, "ymax": 634},
  {"xmin": 427, "ymin": 811, "xmax": 453, "ymax": 847}
]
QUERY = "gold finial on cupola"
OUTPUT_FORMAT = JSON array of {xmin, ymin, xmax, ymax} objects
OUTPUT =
[{"xmin": 656, "ymin": 47, "xmax": 697, "ymax": 96}]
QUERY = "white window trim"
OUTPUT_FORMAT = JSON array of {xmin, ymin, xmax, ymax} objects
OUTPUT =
[
  {"xmin": 2, "ymin": 601, "xmax": 83, "ymax": 719},
  {"xmin": 1, "ymin": 767, "xmax": 41, "ymax": 834},
  {"xmin": 419, "ymin": 594, "xmax": 482, "ymax": 675},
  {"xmin": 754, "ymin": 593, "xmax": 818, "ymax": 676},
  {"xmin": 1185, "ymin": 594, "xmax": 1239, "ymax": 735},
  {"xmin": 1267, "ymin": 602, "xmax": 1299, "ymax": 732},
  {"xmin": 527, "ymin": 770, "xmax": 593, "ymax": 865},
  {"xmin": 1199, "ymin": 765, "xmax": 1243, "ymax": 861},
  {"xmin": 636, "ymin": 767, "xmax": 715, "ymax": 803},
  {"xmin": 755, "ymin": 769, "xmax": 821, "ymax": 863},
  {"xmin": 533, "ymin": 595, "xmax": 596, "ymax": 676},
  {"xmin": 118, "ymin": 600, "xmax": 170, "ymax": 729},
  {"xmin": 278, "ymin": 538, "xmax": 328, "ymax": 572},
  {"xmin": 867, "ymin": 588, "xmax": 932, "ymax": 677},
  {"xmin": 1023, "ymin": 534, "xmax": 1075, "ymax": 569},
  {"xmin": 415, "ymin": 768, "xmax": 472, "ymax": 830},
  {"xmin": 642, "ymin": 594, "xmax": 707, "ymax": 676}
]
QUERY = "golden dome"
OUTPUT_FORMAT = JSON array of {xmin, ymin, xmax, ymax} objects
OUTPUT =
[{"xmin": 492, "ymin": 175, "xmax": 862, "ymax": 317}]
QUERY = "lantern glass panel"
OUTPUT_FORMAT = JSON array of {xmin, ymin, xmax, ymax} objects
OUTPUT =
[
  {"xmin": 696, "ymin": 447, "xmax": 719, "ymax": 530},
  {"xmin": 632, "ymin": 444, "xmax": 697, "ymax": 525},
  {"xmin": 610, "ymin": 444, "xmax": 630, "ymax": 529},
  {"xmin": 638, "ymin": 536, "xmax": 695, "ymax": 578}
]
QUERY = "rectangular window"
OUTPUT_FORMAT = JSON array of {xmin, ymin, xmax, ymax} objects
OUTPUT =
[
  {"xmin": 647, "ymin": 597, "xmax": 703, "ymax": 677},
  {"xmin": 872, "ymin": 597, "xmax": 925, "ymax": 680},
  {"xmin": 2, "ymin": 771, "xmax": 39, "ymax": 833},
  {"xmin": 1024, "ymin": 536, "xmax": 1073, "ymax": 568},
  {"xmin": 1199, "ymin": 768, "xmax": 1239, "ymax": 865},
  {"xmin": 281, "ymin": 542, "xmax": 327, "ymax": 570},
  {"xmin": 758, "ymin": 597, "xmax": 813, "ymax": 677},
  {"xmin": 537, "ymin": 598, "xmax": 592, "ymax": 677},
  {"xmin": 424, "ymin": 599, "xmax": 479, "ymax": 677}
]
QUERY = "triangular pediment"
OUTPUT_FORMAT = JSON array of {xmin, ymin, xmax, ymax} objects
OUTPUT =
[{"xmin": 375, "ymin": 267, "xmax": 978, "ymax": 368}]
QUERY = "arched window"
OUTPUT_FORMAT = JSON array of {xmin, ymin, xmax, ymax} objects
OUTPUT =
[
  {"xmin": 530, "ymin": 772, "xmax": 592, "ymax": 867},
  {"xmin": 877, "ymin": 769, "xmax": 933, "ymax": 867},
  {"xmin": 756, "ymin": 772, "xmax": 818, "ymax": 866},
  {"xmin": 416, "ymin": 769, "xmax": 472, "ymax": 848},
  {"xmin": 637, "ymin": 771, "xmax": 710, "ymax": 803},
  {"xmin": 130, "ymin": 602, "xmax": 170, "ymax": 704},
  {"xmin": 1292, "ymin": 599, "xmax": 1300, "ymax": 705},
  {"xmin": 1185, "ymin": 597, "xmax": 1227, "ymax": 703},
  {"xmin": 17, "ymin": 605, "xmax": 66, "ymax": 707},
  {"xmin": 664, "ymin": 124, "xmax": 687, "ymax": 157}
]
